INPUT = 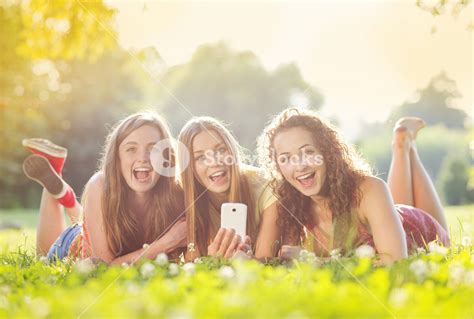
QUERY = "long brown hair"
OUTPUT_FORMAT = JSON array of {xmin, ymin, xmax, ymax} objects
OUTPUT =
[
  {"xmin": 99, "ymin": 112, "xmax": 184, "ymax": 257},
  {"xmin": 178, "ymin": 117, "xmax": 255, "ymax": 259},
  {"xmin": 258, "ymin": 108, "xmax": 372, "ymax": 253}
]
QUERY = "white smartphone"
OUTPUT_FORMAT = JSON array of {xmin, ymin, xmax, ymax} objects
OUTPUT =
[{"xmin": 221, "ymin": 203, "xmax": 247, "ymax": 238}]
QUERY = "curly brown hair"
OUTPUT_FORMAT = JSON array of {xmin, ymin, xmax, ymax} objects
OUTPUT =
[{"xmin": 258, "ymin": 107, "xmax": 372, "ymax": 253}]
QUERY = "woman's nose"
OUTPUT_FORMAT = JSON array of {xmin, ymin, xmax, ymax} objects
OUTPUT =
[
  {"xmin": 295, "ymin": 155, "xmax": 309, "ymax": 171},
  {"xmin": 138, "ymin": 149, "xmax": 151, "ymax": 162},
  {"xmin": 206, "ymin": 151, "xmax": 224, "ymax": 167}
]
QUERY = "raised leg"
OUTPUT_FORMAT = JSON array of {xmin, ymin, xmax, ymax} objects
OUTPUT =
[
  {"xmin": 36, "ymin": 189, "xmax": 67, "ymax": 255},
  {"xmin": 410, "ymin": 146, "xmax": 448, "ymax": 231},
  {"xmin": 23, "ymin": 155, "xmax": 83, "ymax": 255},
  {"xmin": 387, "ymin": 126, "xmax": 414, "ymax": 206},
  {"xmin": 387, "ymin": 117, "xmax": 448, "ymax": 232}
]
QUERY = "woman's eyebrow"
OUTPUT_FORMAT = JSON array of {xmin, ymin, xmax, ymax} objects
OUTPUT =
[
  {"xmin": 213, "ymin": 142, "xmax": 225, "ymax": 149},
  {"xmin": 278, "ymin": 151, "xmax": 290, "ymax": 156},
  {"xmin": 194, "ymin": 142, "xmax": 225, "ymax": 154},
  {"xmin": 299, "ymin": 144, "xmax": 311, "ymax": 150}
]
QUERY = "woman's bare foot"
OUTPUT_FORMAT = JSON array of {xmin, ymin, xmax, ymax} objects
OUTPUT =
[{"xmin": 392, "ymin": 117, "xmax": 426, "ymax": 149}]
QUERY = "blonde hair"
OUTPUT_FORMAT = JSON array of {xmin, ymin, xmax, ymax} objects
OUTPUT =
[
  {"xmin": 178, "ymin": 117, "xmax": 255, "ymax": 259},
  {"xmin": 99, "ymin": 112, "xmax": 184, "ymax": 257}
]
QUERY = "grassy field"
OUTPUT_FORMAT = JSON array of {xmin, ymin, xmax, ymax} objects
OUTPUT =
[{"xmin": 0, "ymin": 205, "xmax": 473, "ymax": 318}]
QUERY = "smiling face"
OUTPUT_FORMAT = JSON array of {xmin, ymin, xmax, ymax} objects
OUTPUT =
[
  {"xmin": 192, "ymin": 129, "xmax": 232, "ymax": 194},
  {"xmin": 273, "ymin": 127, "xmax": 327, "ymax": 198},
  {"xmin": 118, "ymin": 125, "xmax": 162, "ymax": 194}
]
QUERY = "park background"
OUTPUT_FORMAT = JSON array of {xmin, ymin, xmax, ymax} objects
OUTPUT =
[
  {"xmin": 1, "ymin": 0, "xmax": 472, "ymax": 212},
  {"xmin": 0, "ymin": 1, "xmax": 473, "ymax": 318}
]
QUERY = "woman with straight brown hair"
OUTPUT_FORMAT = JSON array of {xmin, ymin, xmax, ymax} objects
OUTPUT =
[
  {"xmin": 23, "ymin": 112, "xmax": 187, "ymax": 264},
  {"xmin": 178, "ymin": 117, "xmax": 276, "ymax": 260}
]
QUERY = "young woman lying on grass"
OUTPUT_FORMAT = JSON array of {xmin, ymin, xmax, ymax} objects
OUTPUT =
[
  {"xmin": 255, "ymin": 108, "xmax": 450, "ymax": 265},
  {"xmin": 23, "ymin": 112, "xmax": 186, "ymax": 265},
  {"xmin": 178, "ymin": 117, "xmax": 276, "ymax": 260}
]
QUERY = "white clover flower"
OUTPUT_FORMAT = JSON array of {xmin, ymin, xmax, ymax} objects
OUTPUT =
[
  {"xmin": 140, "ymin": 262, "xmax": 155, "ymax": 278},
  {"xmin": 74, "ymin": 259, "xmax": 94, "ymax": 275},
  {"xmin": 29, "ymin": 298, "xmax": 50, "ymax": 318},
  {"xmin": 0, "ymin": 285, "xmax": 11, "ymax": 295},
  {"xmin": 464, "ymin": 270, "xmax": 474, "ymax": 286},
  {"xmin": 355, "ymin": 245, "xmax": 375, "ymax": 258},
  {"xmin": 389, "ymin": 288, "xmax": 408, "ymax": 308},
  {"xmin": 427, "ymin": 241, "xmax": 448, "ymax": 256},
  {"xmin": 233, "ymin": 261, "xmax": 258, "ymax": 286},
  {"xmin": 416, "ymin": 247, "xmax": 426, "ymax": 255},
  {"xmin": 299, "ymin": 249, "xmax": 310, "ymax": 260},
  {"xmin": 142, "ymin": 243, "xmax": 150, "ymax": 249},
  {"xmin": 427, "ymin": 241, "xmax": 438, "ymax": 252},
  {"xmin": 218, "ymin": 266, "xmax": 235, "ymax": 280},
  {"xmin": 125, "ymin": 281, "xmax": 140, "ymax": 294},
  {"xmin": 168, "ymin": 310, "xmax": 192, "ymax": 319},
  {"xmin": 298, "ymin": 249, "xmax": 319, "ymax": 265},
  {"xmin": 410, "ymin": 259, "xmax": 428, "ymax": 281},
  {"xmin": 307, "ymin": 253, "xmax": 319, "ymax": 265},
  {"xmin": 448, "ymin": 263, "xmax": 465, "ymax": 286},
  {"xmin": 461, "ymin": 236, "xmax": 472, "ymax": 247},
  {"xmin": 330, "ymin": 248, "xmax": 341, "ymax": 260},
  {"xmin": 155, "ymin": 253, "xmax": 169, "ymax": 266},
  {"xmin": 182, "ymin": 262, "xmax": 196, "ymax": 275},
  {"xmin": 168, "ymin": 263, "xmax": 179, "ymax": 276},
  {"xmin": 39, "ymin": 256, "xmax": 49, "ymax": 265}
]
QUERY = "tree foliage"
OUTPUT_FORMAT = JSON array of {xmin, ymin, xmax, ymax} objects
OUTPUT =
[
  {"xmin": 389, "ymin": 73, "xmax": 468, "ymax": 129},
  {"xmin": 154, "ymin": 42, "xmax": 324, "ymax": 150},
  {"xmin": 0, "ymin": 0, "xmax": 119, "ymax": 207}
]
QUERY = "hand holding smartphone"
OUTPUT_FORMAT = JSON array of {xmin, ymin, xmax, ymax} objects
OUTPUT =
[{"xmin": 220, "ymin": 203, "xmax": 247, "ymax": 238}]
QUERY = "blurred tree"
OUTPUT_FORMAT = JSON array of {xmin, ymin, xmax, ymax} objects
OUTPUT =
[
  {"xmin": 17, "ymin": 0, "xmax": 116, "ymax": 61},
  {"xmin": 467, "ymin": 166, "xmax": 474, "ymax": 202},
  {"xmin": 356, "ymin": 71, "xmax": 472, "ymax": 205},
  {"xmin": 388, "ymin": 72, "xmax": 468, "ymax": 129},
  {"xmin": 416, "ymin": 0, "xmax": 473, "ymax": 32},
  {"xmin": 50, "ymin": 49, "xmax": 147, "ymax": 194},
  {"xmin": 416, "ymin": 0, "xmax": 472, "ymax": 18},
  {"xmin": 154, "ymin": 42, "xmax": 324, "ymax": 151},
  {"xmin": 437, "ymin": 156, "xmax": 470, "ymax": 205},
  {"xmin": 357, "ymin": 126, "xmax": 468, "ymax": 178},
  {"xmin": 0, "ymin": 0, "xmax": 118, "ymax": 208}
]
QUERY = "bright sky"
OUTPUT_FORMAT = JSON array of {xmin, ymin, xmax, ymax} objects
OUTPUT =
[{"xmin": 107, "ymin": 0, "xmax": 472, "ymax": 139}]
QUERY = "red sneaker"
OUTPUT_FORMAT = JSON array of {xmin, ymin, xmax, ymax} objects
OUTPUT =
[
  {"xmin": 23, "ymin": 155, "xmax": 76, "ymax": 208},
  {"xmin": 22, "ymin": 138, "xmax": 67, "ymax": 175}
]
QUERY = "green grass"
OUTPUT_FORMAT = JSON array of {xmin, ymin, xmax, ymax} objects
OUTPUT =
[
  {"xmin": 0, "ymin": 209, "xmax": 38, "ymax": 229},
  {"xmin": 0, "ymin": 206, "xmax": 473, "ymax": 318}
]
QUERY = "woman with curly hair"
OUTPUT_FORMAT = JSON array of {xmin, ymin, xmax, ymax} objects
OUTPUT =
[{"xmin": 255, "ymin": 107, "xmax": 449, "ymax": 264}]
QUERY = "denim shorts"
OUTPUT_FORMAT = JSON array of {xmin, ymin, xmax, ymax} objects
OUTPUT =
[{"xmin": 47, "ymin": 223, "xmax": 82, "ymax": 262}]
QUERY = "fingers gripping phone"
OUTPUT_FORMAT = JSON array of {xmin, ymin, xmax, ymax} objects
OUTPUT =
[{"xmin": 221, "ymin": 203, "xmax": 247, "ymax": 238}]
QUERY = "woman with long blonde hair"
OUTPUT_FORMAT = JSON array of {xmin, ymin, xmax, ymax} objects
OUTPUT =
[
  {"xmin": 178, "ymin": 117, "xmax": 276, "ymax": 260},
  {"xmin": 255, "ymin": 107, "xmax": 449, "ymax": 265},
  {"xmin": 23, "ymin": 112, "xmax": 186, "ymax": 264}
]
